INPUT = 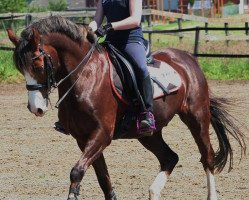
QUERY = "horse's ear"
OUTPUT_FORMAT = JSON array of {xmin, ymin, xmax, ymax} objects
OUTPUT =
[
  {"xmin": 31, "ymin": 28, "xmax": 40, "ymax": 51},
  {"xmin": 7, "ymin": 28, "xmax": 20, "ymax": 46}
]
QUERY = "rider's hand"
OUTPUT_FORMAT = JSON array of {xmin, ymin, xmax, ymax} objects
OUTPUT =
[
  {"xmin": 88, "ymin": 21, "xmax": 97, "ymax": 32},
  {"xmin": 95, "ymin": 23, "xmax": 113, "ymax": 38}
]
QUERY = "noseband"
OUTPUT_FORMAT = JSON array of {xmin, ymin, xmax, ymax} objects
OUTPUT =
[{"xmin": 26, "ymin": 45, "xmax": 56, "ymax": 92}]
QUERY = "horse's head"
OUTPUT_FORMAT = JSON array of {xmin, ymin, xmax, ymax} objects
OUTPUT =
[
  {"xmin": 7, "ymin": 16, "xmax": 95, "ymax": 117},
  {"xmin": 7, "ymin": 28, "xmax": 54, "ymax": 116}
]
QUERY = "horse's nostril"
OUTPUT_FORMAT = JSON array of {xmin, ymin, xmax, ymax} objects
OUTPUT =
[{"xmin": 37, "ymin": 108, "xmax": 44, "ymax": 115}]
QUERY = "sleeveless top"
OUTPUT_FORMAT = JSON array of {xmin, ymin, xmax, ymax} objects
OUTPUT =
[{"xmin": 102, "ymin": 0, "xmax": 144, "ymax": 45}]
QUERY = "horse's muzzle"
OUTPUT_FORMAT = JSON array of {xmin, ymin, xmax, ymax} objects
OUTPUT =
[{"xmin": 27, "ymin": 104, "xmax": 46, "ymax": 117}]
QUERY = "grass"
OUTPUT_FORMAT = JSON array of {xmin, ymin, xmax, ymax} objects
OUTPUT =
[{"xmin": 0, "ymin": 50, "xmax": 23, "ymax": 83}]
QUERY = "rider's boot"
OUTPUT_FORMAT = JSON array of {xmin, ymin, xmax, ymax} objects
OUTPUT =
[{"xmin": 137, "ymin": 75, "xmax": 156, "ymax": 136}]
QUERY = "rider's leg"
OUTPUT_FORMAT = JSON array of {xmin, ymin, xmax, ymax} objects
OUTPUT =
[{"xmin": 120, "ymin": 42, "xmax": 156, "ymax": 134}]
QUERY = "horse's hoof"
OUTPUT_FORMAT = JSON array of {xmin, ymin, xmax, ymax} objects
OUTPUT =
[
  {"xmin": 67, "ymin": 197, "xmax": 78, "ymax": 200},
  {"xmin": 106, "ymin": 191, "xmax": 117, "ymax": 200}
]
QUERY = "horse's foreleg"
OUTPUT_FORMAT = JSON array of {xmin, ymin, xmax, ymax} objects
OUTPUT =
[
  {"xmin": 138, "ymin": 132, "xmax": 179, "ymax": 200},
  {"xmin": 92, "ymin": 153, "xmax": 117, "ymax": 200},
  {"xmin": 67, "ymin": 132, "xmax": 109, "ymax": 200}
]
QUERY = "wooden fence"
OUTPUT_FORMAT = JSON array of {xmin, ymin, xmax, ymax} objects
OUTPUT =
[{"xmin": 1, "ymin": 9, "xmax": 249, "ymax": 58}]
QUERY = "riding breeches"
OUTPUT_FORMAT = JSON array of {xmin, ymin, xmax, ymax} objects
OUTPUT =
[{"xmin": 115, "ymin": 42, "xmax": 149, "ymax": 83}]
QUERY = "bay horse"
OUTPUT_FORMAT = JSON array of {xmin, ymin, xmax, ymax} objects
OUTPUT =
[{"xmin": 7, "ymin": 16, "xmax": 246, "ymax": 200}]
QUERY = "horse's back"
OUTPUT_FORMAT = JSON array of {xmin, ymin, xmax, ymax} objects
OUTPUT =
[
  {"xmin": 152, "ymin": 48, "xmax": 210, "ymax": 115},
  {"xmin": 152, "ymin": 48, "xmax": 208, "ymax": 90}
]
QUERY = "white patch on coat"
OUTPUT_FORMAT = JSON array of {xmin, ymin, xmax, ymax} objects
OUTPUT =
[
  {"xmin": 206, "ymin": 169, "xmax": 218, "ymax": 200},
  {"xmin": 24, "ymin": 71, "xmax": 48, "ymax": 115},
  {"xmin": 149, "ymin": 171, "xmax": 168, "ymax": 200}
]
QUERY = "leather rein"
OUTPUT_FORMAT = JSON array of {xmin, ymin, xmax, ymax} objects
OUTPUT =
[{"xmin": 27, "ymin": 42, "xmax": 96, "ymax": 108}]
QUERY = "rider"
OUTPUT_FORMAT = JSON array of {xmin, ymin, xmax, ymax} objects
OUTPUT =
[{"xmin": 88, "ymin": 0, "xmax": 155, "ymax": 135}]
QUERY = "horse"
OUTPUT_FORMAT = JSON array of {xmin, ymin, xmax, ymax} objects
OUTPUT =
[{"xmin": 7, "ymin": 15, "xmax": 246, "ymax": 200}]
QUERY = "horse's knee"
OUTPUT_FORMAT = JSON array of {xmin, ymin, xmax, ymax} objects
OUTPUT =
[{"xmin": 70, "ymin": 167, "xmax": 84, "ymax": 182}]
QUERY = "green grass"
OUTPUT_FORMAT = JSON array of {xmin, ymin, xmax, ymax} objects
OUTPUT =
[{"xmin": 0, "ymin": 50, "xmax": 23, "ymax": 83}]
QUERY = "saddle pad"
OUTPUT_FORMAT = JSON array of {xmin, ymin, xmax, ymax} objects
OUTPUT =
[
  {"xmin": 110, "ymin": 58, "xmax": 182, "ymax": 104},
  {"xmin": 148, "ymin": 60, "xmax": 182, "ymax": 99}
]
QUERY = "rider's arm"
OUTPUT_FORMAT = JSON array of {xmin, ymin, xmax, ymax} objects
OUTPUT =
[
  {"xmin": 88, "ymin": 0, "xmax": 104, "ymax": 32},
  {"xmin": 111, "ymin": 0, "xmax": 142, "ymax": 30}
]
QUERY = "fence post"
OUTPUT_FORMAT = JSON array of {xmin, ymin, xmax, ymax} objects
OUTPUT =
[
  {"xmin": 177, "ymin": 18, "xmax": 183, "ymax": 42},
  {"xmin": 205, "ymin": 22, "xmax": 209, "ymax": 35},
  {"xmin": 246, "ymin": 22, "xmax": 249, "ymax": 42},
  {"xmin": 205, "ymin": 22, "xmax": 209, "ymax": 43},
  {"xmin": 147, "ymin": 14, "xmax": 152, "ymax": 47},
  {"xmin": 25, "ymin": 14, "xmax": 32, "ymax": 27},
  {"xmin": 194, "ymin": 27, "xmax": 200, "ymax": 57},
  {"xmin": 10, "ymin": 14, "xmax": 14, "ymax": 30},
  {"xmin": 224, "ymin": 22, "xmax": 229, "ymax": 46}
]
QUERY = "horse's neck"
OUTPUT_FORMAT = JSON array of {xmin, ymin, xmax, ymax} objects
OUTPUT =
[{"xmin": 47, "ymin": 35, "xmax": 94, "ymax": 98}]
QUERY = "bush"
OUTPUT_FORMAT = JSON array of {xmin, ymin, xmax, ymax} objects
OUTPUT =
[
  {"xmin": 48, "ymin": 0, "xmax": 67, "ymax": 11},
  {"xmin": 0, "ymin": 0, "xmax": 27, "ymax": 13}
]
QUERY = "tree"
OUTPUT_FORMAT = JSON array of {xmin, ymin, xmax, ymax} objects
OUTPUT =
[
  {"xmin": 0, "ymin": 0, "xmax": 27, "ymax": 13},
  {"xmin": 48, "ymin": 0, "xmax": 67, "ymax": 11},
  {"xmin": 189, "ymin": 0, "xmax": 195, "ymax": 7}
]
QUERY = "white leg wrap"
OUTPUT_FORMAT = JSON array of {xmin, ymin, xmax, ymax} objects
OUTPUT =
[
  {"xmin": 206, "ymin": 169, "xmax": 218, "ymax": 200},
  {"xmin": 149, "ymin": 171, "xmax": 168, "ymax": 200}
]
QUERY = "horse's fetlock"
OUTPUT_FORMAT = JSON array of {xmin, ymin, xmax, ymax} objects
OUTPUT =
[{"xmin": 70, "ymin": 167, "xmax": 84, "ymax": 182}]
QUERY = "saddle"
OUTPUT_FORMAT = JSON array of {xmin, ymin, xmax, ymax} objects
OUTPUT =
[
  {"xmin": 102, "ymin": 41, "xmax": 182, "ymax": 139},
  {"xmin": 102, "ymin": 41, "xmax": 181, "ymax": 105}
]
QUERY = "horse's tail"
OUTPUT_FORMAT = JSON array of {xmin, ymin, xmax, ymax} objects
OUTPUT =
[{"xmin": 210, "ymin": 97, "xmax": 246, "ymax": 174}]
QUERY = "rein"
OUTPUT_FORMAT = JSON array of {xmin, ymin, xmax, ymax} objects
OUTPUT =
[
  {"xmin": 27, "ymin": 42, "xmax": 96, "ymax": 108},
  {"xmin": 55, "ymin": 44, "xmax": 95, "ymax": 108}
]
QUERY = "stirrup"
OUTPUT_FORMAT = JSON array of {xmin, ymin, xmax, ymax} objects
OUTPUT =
[
  {"xmin": 137, "ymin": 112, "xmax": 156, "ymax": 136},
  {"xmin": 54, "ymin": 121, "xmax": 69, "ymax": 135}
]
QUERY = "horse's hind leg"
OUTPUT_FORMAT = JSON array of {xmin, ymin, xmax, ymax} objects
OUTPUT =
[
  {"xmin": 138, "ymin": 131, "xmax": 179, "ymax": 200},
  {"xmin": 179, "ymin": 109, "xmax": 217, "ymax": 200},
  {"xmin": 92, "ymin": 153, "xmax": 117, "ymax": 200}
]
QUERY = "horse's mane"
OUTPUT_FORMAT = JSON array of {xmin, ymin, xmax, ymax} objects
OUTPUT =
[
  {"xmin": 14, "ymin": 15, "xmax": 84, "ymax": 71},
  {"xmin": 21, "ymin": 15, "xmax": 84, "ymax": 42}
]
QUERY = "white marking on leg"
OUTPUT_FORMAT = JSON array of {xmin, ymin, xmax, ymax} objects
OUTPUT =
[
  {"xmin": 24, "ymin": 71, "xmax": 48, "ymax": 115},
  {"xmin": 206, "ymin": 169, "xmax": 218, "ymax": 200},
  {"xmin": 149, "ymin": 171, "xmax": 168, "ymax": 200}
]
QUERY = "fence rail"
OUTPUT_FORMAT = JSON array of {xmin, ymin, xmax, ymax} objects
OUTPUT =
[
  {"xmin": 144, "ymin": 26, "xmax": 249, "ymax": 58},
  {"xmin": 1, "ymin": 10, "xmax": 249, "ymax": 58}
]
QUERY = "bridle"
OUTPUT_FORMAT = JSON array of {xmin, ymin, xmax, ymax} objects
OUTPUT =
[
  {"xmin": 27, "ymin": 45, "xmax": 56, "ymax": 92},
  {"xmin": 27, "ymin": 42, "xmax": 96, "ymax": 107}
]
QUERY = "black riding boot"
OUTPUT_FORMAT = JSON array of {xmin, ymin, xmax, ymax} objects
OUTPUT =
[{"xmin": 137, "ymin": 74, "xmax": 156, "ymax": 135}]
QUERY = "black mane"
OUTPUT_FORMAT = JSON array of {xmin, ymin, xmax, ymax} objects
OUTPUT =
[
  {"xmin": 21, "ymin": 15, "xmax": 83, "ymax": 42},
  {"xmin": 14, "ymin": 15, "xmax": 84, "ymax": 71}
]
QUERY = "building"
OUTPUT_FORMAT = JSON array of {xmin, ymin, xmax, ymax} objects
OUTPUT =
[{"xmin": 29, "ymin": 0, "xmax": 249, "ymax": 15}]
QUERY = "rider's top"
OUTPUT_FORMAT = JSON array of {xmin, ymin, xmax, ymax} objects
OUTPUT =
[{"xmin": 102, "ymin": 0, "xmax": 144, "ymax": 45}]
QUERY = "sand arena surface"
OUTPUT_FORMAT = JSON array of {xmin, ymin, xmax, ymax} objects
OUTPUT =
[{"xmin": 0, "ymin": 81, "xmax": 248, "ymax": 200}]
